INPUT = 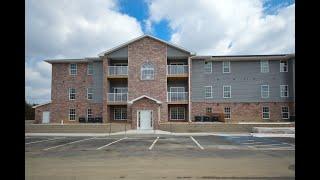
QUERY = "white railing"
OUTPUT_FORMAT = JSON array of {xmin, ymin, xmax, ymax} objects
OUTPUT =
[
  {"xmin": 167, "ymin": 92, "xmax": 188, "ymax": 102},
  {"xmin": 108, "ymin": 93, "xmax": 128, "ymax": 102},
  {"xmin": 167, "ymin": 65, "xmax": 188, "ymax": 75},
  {"xmin": 108, "ymin": 66, "xmax": 128, "ymax": 76}
]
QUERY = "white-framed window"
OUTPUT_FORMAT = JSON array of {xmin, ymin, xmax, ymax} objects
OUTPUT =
[
  {"xmin": 262, "ymin": 106, "xmax": 270, "ymax": 119},
  {"xmin": 223, "ymin": 85, "xmax": 231, "ymax": 98},
  {"xmin": 69, "ymin": 88, "xmax": 76, "ymax": 100},
  {"xmin": 87, "ymin": 63, "xmax": 93, "ymax": 75},
  {"xmin": 69, "ymin": 108, "xmax": 76, "ymax": 121},
  {"xmin": 114, "ymin": 108, "xmax": 127, "ymax": 120},
  {"xmin": 170, "ymin": 87, "xmax": 185, "ymax": 92},
  {"xmin": 141, "ymin": 62, "xmax": 154, "ymax": 80},
  {"xmin": 260, "ymin": 60, "xmax": 269, "ymax": 73},
  {"xmin": 223, "ymin": 61, "xmax": 231, "ymax": 73},
  {"xmin": 224, "ymin": 107, "xmax": 231, "ymax": 119},
  {"xmin": 87, "ymin": 88, "xmax": 93, "ymax": 100},
  {"xmin": 280, "ymin": 85, "xmax": 289, "ymax": 97},
  {"xmin": 204, "ymin": 86, "xmax": 212, "ymax": 98},
  {"xmin": 69, "ymin": 63, "xmax": 77, "ymax": 75},
  {"xmin": 204, "ymin": 61, "xmax": 212, "ymax": 73},
  {"xmin": 206, "ymin": 107, "xmax": 212, "ymax": 113},
  {"xmin": 170, "ymin": 107, "xmax": 185, "ymax": 120},
  {"xmin": 113, "ymin": 87, "xmax": 128, "ymax": 93},
  {"xmin": 87, "ymin": 108, "xmax": 93, "ymax": 119},
  {"xmin": 281, "ymin": 106, "xmax": 289, "ymax": 119},
  {"xmin": 280, "ymin": 60, "xmax": 288, "ymax": 72},
  {"xmin": 261, "ymin": 85, "xmax": 269, "ymax": 98}
]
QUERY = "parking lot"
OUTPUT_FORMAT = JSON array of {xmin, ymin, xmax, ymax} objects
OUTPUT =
[{"xmin": 26, "ymin": 134, "xmax": 295, "ymax": 179}]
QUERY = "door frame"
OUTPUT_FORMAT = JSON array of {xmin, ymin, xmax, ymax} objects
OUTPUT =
[
  {"xmin": 137, "ymin": 110, "xmax": 153, "ymax": 130},
  {"xmin": 42, "ymin": 111, "xmax": 50, "ymax": 124}
]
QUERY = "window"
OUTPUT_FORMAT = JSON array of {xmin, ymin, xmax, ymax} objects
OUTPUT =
[
  {"xmin": 87, "ymin": 109, "xmax": 93, "ymax": 119},
  {"xmin": 205, "ymin": 86, "xmax": 212, "ymax": 98},
  {"xmin": 69, "ymin": 108, "xmax": 76, "ymax": 121},
  {"xmin": 280, "ymin": 60, "xmax": 288, "ymax": 72},
  {"xmin": 261, "ymin": 85, "xmax": 269, "ymax": 98},
  {"xmin": 206, "ymin": 107, "xmax": 212, "ymax": 113},
  {"xmin": 141, "ymin": 62, "xmax": 154, "ymax": 80},
  {"xmin": 281, "ymin": 106, "xmax": 289, "ymax": 119},
  {"xmin": 223, "ymin": 61, "xmax": 230, "ymax": 73},
  {"xmin": 114, "ymin": 108, "xmax": 127, "ymax": 120},
  {"xmin": 280, "ymin": 85, "xmax": 289, "ymax": 97},
  {"xmin": 87, "ymin": 63, "xmax": 93, "ymax": 75},
  {"xmin": 260, "ymin": 60, "xmax": 269, "ymax": 73},
  {"xmin": 204, "ymin": 61, "xmax": 212, "ymax": 73},
  {"xmin": 69, "ymin": 64, "xmax": 77, "ymax": 75},
  {"xmin": 262, "ymin": 106, "xmax": 270, "ymax": 119},
  {"xmin": 170, "ymin": 107, "xmax": 185, "ymax": 120},
  {"xmin": 224, "ymin": 107, "xmax": 231, "ymax": 119},
  {"xmin": 87, "ymin": 88, "xmax": 93, "ymax": 100},
  {"xmin": 69, "ymin": 88, "xmax": 76, "ymax": 100},
  {"xmin": 223, "ymin": 85, "xmax": 231, "ymax": 98}
]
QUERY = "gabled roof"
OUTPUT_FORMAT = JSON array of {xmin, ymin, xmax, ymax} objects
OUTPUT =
[
  {"xmin": 32, "ymin": 102, "xmax": 51, "ymax": 108},
  {"xmin": 128, "ymin": 95, "xmax": 162, "ymax": 105},
  {"xmin": 98, "ymin": 34, "xmax": 192, "ymax": 57},
  {"xmin": 45, "ymin": 57, "xmax": 101, "ymax": 64}
]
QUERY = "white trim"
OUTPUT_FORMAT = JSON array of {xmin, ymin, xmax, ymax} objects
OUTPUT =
[
  {"xmin": 87, "ymin": 63, "xmax": 93, "ymax": 75},
  {"xmin": 69, "ymin": 63, "xmax": 77, "ymax": 75},
  {"xmin": 262, "ymin": 106, "xmax": 270, "ymax": 119},
  {"xmin": 280, "ymin": 60, "xmax": 288, "ymax": 72},
  {"xmin": 204, "ymin": 86, "xmax": 213, "ymax": 98},
  {"xmin": 281, "ymin": 106, "xmax": 290, "ymax": 119},
  {"xmin": 69, "ymin": 108, "xmax": 76, "ymax": 121},
  {"xmin": 87, "ymin": 108, "xmax": 93, "ymax": 120},
  {"xmin": 260, "ymin": 60, "xmax": 269, "ymax": 73},
  {"xmin": 204, "ymin": 61, "xmax": 212, "ymax": 73},
  {"xmin": 223, "ymin": 85, "xmax": 232, "ymax": 98},
  {"xmin": 69, "ymin": 88, "xmax": 76, "ymax": 100},
  {"xmin": 87, "ymin": 88, "xmax": 93, "ymax": 100},
  {"xmin": 32, "ymin": 102, "xmax": 51, "ymax": 108},
  {"xmin": 261, "ymin": 85, "xmax": 269, "ymax": 98},
  {"xmin": 222, "ymin": 61, "xmax": 231, "ymax": 73},
  {"xmin": 141, "ymin": 62, "xmax": 155, "ymax": 80},
  {"xmin": 170, "ymin": 107, "xmax": 185, "ymax": 120},
  {"xmin": 280, "ymin": 85, "xmax": 289, "ymax": 97},
  {"xmin": 128, "ymin": 95, "xmax": 162, "ymax": 104},
  {"xmin": 98, "ymin": 34, "xmax": 192, "ymax": 57},
  {"xmin": 113, "ymin": 107, "xmax": 127, "ymax": 121},
  {"xmin": 224, "ymin": 107, "xmax": 231, "ymax": 119}
]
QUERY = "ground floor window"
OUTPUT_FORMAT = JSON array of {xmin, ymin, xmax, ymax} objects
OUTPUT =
[
  {"xmin": 224, "ymin": 107, "xmax": 231, "ymax": 119},
  {"xmin": 206, "ymin": 107, "xmax": 212, "ymax": 113},
  {"xmin": 281, "ymin": 106, "xmax": 289, "ymax": 119},
  {"xmin": 262, "ymin": 106, "xmax": 270, "ymax": 119},
  {"xmin": 114, "ymin": 108, "xmax": 127, "ymax": 120},
  {"xmin": 87, "ymin": 109, "xmax": 93, "ymax": 119},
  {"xmin": 170, "ymin": 107, "xmax": 185, "ymax": 120},
  {"xmin": 69, "ymin": 108, "xmax": 76, "ymax": 121}
]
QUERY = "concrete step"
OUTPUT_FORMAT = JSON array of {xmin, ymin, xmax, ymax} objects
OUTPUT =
[{"xmin": 252, "ymin": 127, "xmax": 295, "ymax": 134}]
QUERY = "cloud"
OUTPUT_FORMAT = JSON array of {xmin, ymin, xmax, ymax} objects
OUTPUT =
[{"xmin": 147, "ymin": 0, "xmax": 295, "ymax": 55}]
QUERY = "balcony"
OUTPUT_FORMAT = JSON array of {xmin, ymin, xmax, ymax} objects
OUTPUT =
[
  {"xmin": 107, "ymin": 93, "xmax": 128, "ymax": 104},
  {"xmin": 167, "ymin": 65, "xmax": 188, "ymax": 77},
  {"xmin": 107, "ymin": 66, "xmax": 128, "ymax": 78},
  {"xmin": 167, "ymin": 92, "xmax": 188, "ymax": 104}
]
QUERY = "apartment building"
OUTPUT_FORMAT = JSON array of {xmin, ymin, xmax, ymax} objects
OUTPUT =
[{"xmin": 33, "ymin": 35, "xmax": 295, "ymax": 129}]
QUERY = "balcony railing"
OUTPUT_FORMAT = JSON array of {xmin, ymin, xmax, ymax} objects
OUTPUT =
[
  {"xmin": 167, "ymin": 65, "xmax": 188, "ymax": 75},
  {"xmin": 167, "ymin": 92, "xmax": 188, "ymax": 102},
  {"xmin": 108, "ymin": 93, "xmax": 128, "ymax": 102},
  {"xmin": 108, "ymin": 66, "xmax": 128, "ymax": 76}
]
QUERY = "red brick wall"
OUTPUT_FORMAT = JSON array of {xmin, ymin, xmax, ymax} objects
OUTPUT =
[
  {"xmin": 50, "ymin": 63, "xmax": 103, "ymax": 123},
  {"xmin": 127, "ymin": 37, "xmax": 168, "ymax": 124},
  {"xmin": 191, "ymin": 102, "xmax": 295, "ymax": 122},
  {"xmin": 34, "ymin": 103, "xmax": 51, "ymax": 124}
]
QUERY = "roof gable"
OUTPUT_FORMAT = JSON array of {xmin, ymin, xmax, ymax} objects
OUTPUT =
[
  {"xmin": 128, "ymin": 95, "xmax": 162, "ymax": 105},
  {"xmin": 98, "ymin": 34, "xmax": 191, "ymax": 57}
]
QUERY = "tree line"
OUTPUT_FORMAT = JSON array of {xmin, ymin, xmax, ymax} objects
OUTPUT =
[{"xmin": 25, "ymin": 100, "xmax": 37, "ymax": 120}]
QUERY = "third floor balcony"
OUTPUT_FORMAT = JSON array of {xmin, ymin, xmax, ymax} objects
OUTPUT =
[{"xmin": 167, "ymin": 65, "xmax": 188, "ymax": 77}]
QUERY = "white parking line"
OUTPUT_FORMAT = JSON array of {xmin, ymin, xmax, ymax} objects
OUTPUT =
[
  {"xmin": 26, "ymin": 137, "xmax": 65, "ymax": 145},
  {"xmin": 252, "ymin": 144, "xmax": 288, "ymax": 147},
  {"xmin": 148, "ymin": 137, "xmax": 159, "ymax": 150},
  {"xmin": 242, "ymin": 141, "xmax": 265, "ymax": 145},
  {"xmin": 43, "ymin": 137, "xmax": 96, "ymax": 151},
  {"xmin": 190, "ymin": 136, "xmax": 204, "ymax": 150},
  {"xmin": 96, "ymin": 137, "xmax": 128, "ymax": 150}
]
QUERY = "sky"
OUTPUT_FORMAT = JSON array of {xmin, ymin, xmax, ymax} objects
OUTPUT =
[{"xmin": 25, "ymin": 0, "xmax": 295, "ymax": 104}]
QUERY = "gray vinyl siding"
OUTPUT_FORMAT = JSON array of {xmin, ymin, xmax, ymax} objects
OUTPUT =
[
  {"xmin": 191, "ymin": 59, "xmax": 294, "ymax": 102},
  {"xmin": 167, "ymin": 46, "xmax": 190, "ymax": 58},
  {"xmin": 108, "ymin": 47, "xmax": 128, "ymax": 59},
  {"xmin": 92, "ymin": 62, "xmax": 103, "ymax": 103}
]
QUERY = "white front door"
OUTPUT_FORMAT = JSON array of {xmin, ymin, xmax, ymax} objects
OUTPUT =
[
  {"xmin": 42, "ymin": 111, "xmax": 50, "ymax": 124},
  {"xmin": 137, "ymin": 110, "xmax": 153, "ymax": 130}
]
